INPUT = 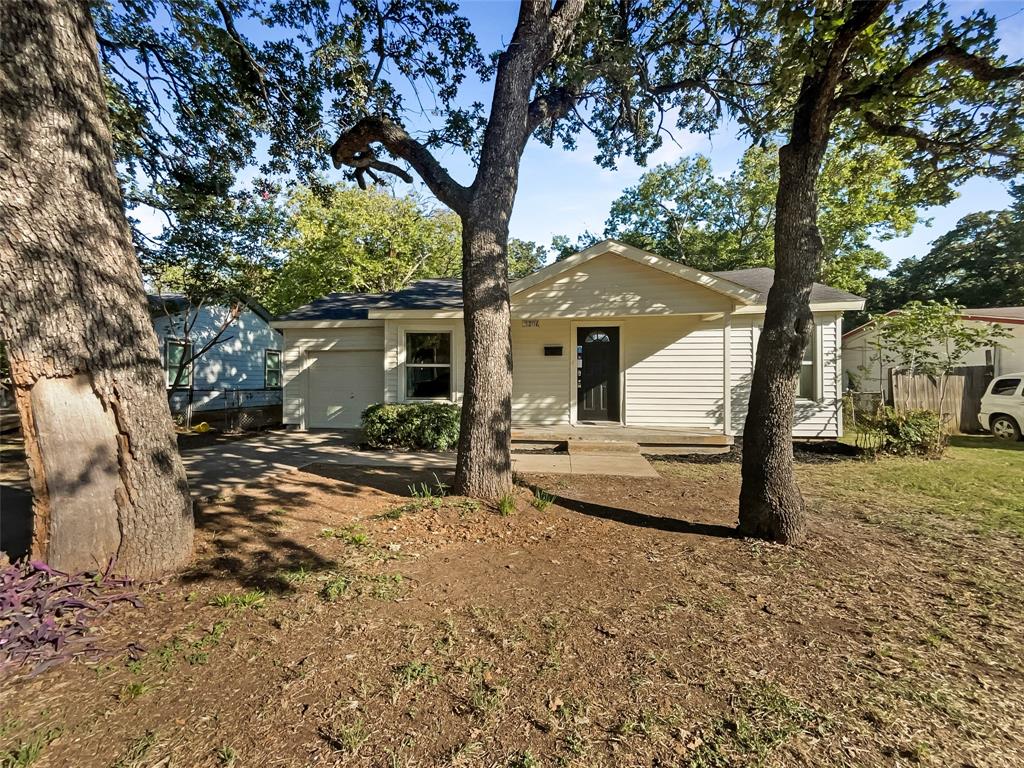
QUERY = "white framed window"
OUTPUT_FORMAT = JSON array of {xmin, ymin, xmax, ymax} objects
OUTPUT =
[
  {"xmin": 265, "ymin": 349, "xmax": 282, "ymax": 389},
  {"xmin": 405, "ymin": 332, "xmax": 452, "ymax": 399},
  {"xmin": 165, "ymin": 340, "xmax": 193, "ymax": 388},
  {"xmin": 797, "ymin": 331, "xmax": 818, "ymax": 400}
]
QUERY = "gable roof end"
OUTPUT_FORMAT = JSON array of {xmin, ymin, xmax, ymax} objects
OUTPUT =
[{"xmin": 509, "ymin": 239, "xmax": 762, "ymax": 305}]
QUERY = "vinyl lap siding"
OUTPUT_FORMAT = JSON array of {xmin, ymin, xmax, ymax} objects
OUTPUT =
[
  {"xmin": 282, "ymin": 326, "xmax": 385, "ymax": 426},
  {"xmin": 730, "ymin": 317, "xmax": 757, "ymax": 429},
  {"xmin": 731, "ymin": 312, "xmax": 843, "ymax": 438},
  {"xmin": 514, "ymin": 252, "xmax": 733, "ymax": 318},
  {"xmin": 512, "ymin": 320, "xmax": 571, "ymax": 425},
  {"xmin": 154, "ymin": 305, "xmax": 283, "ymax": 413},
  {"xmin": 623, "ymin": 316, "xmax": 725, "ymax": 428}
]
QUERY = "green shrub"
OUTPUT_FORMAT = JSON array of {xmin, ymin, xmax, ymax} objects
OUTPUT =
[
  {"xmin": 360, "ymin": 402, "xmax": 461, "ymax": 451},
  {"xmin": 857, "ymin": 407, "xmax": 947, "ymax": 458}
]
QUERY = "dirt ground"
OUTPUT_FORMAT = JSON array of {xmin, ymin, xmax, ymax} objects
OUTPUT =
[{"xmin": 2, "ymin": 448, "xmax": 1023, "ymax": 767}]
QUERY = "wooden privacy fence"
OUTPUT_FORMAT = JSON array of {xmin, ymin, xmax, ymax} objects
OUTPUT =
[{"xmin": 889, "ymin": 365, "xmax": 993, "ymax": 434}]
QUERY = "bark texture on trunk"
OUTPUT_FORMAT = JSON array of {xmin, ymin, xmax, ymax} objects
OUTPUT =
[
  {"xmin": 0, "ymin": 0, "xmax": 194, "ymax": 577},
  {"xmin": 738, "ymin": 142, "xmax": 826, "ymax": 544},
  {"xmin": 452, "ymin": 1, "xmax": 560, "ymax": 498},
  {"xmin": 330, "ymin": 1, "xmax": 586, "ymax": 500},
  {"xmin": 454, "ymin": 217, "xmax": 513, "ymax": 497},
  {"xmin": 737, "ymin": 1, "xmax": 887, "ymax": 543}
]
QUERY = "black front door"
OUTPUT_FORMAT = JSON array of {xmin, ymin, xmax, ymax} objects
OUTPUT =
[{"xmin": 577, "ymin": 327, "xmax": 620, "ymax": 422}]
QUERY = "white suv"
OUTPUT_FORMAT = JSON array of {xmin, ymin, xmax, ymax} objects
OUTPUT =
[{"xmin": 979, "ymin": 374, "xmax": 1024, "ymax": 441}]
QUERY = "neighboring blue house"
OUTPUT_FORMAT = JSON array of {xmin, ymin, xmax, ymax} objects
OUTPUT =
[{"xmin": 149, "ymin": 294, "xmax": 284, "ymax": 428}]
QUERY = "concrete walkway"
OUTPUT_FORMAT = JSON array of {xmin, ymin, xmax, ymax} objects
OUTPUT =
[
  {"xmin": 180, "ymin": 431, "xmax": 454, "ymax": 499},
  {"xmin": 180, "ymin": 430, "xmax": 660, "ymax": 499}
]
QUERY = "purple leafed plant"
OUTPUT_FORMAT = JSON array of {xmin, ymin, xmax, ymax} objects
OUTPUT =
[{"xmin": 0, "ymin": 559, "xmax": 142, "ymax": 678}]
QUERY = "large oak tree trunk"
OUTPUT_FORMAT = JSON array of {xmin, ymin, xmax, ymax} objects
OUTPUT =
[
  {"xmin": 738, "ymin": 141, "xmax": 827, "ymax": 545},
  {"xmin": 454, "ymin": 214, "xmax": 514, "ymax": 497},
  {"xmin": 0, "ymin": 0, "xmax": 194, "ymax": 577},
  {"xmin": 452, "ymin": 2, "xmax": 550, "ymax": 498}
]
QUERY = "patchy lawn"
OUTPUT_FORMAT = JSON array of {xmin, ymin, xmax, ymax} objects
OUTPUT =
[{"xmin": 2, "ymin": 439, "xmax": 1023, "ymax": 767}]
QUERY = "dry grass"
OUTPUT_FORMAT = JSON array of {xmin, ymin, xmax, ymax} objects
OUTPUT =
[{"xmin": 1, "ymin": 439, "xmax": 1022, "ymax": 767}]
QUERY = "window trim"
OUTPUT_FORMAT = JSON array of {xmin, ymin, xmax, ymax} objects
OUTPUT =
[
  {"xmin": 796, "ymin": 325, "xmax": 821, "ymax": 402},
  {"xmin": 404, "ymin": 331, "xmax": 453, "ymax": 401},
  {"xmin": 264, "ymin": 349, "xmax": 282, "ymax": 389},
  {"xmin": 165, "ymin": 339, "xmax": 193, "ymax": 389}
]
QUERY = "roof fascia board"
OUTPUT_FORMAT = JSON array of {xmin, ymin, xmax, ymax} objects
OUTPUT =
[
  {"xmin": 734, "ymin": 300, "xmax": 865, "ymax": 316},
  {"xmin": 272, "ymin": 319, "xmax": 385, "ymax": 329},
  {"xmin": 367, "ymin": 309, "xmax": 464, "ymax": 319}
]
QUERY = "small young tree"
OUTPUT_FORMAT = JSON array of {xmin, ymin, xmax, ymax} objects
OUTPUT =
[{"xmin": 876, "ymin": 301, "xmax": 1009, "ymax": 413}]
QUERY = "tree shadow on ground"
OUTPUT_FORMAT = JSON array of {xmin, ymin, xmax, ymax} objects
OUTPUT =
[
  {"xmin": 180, "ymin": 464, "xmax": 459, "ymax": 594},
  {"xmin": 181, "ymin": 472, "xmax": 344, "ymax": 594},
  {"xmin": 524, "ymin": 483, "xmax": 739, "ymax": 539},
  {"xmin": 301, "ymin": 463, "xmax": 456, "ymax": 497}
]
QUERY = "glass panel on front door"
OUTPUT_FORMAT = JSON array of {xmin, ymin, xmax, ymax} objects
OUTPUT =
[{"xmin": 576, "ymin": 327, "xmax": 619, "ymax": 422}]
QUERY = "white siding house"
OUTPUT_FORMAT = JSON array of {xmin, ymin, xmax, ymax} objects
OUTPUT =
[
  {"xmin": 841, "ymin": 307, "xmax": 1024, "ymax": 401},
  {"xmin": 273, "ymin": 241, "xmax": 864, "ymax": 441},
  {"xmin": 150, "ymin": 296, "xmax": 284, "ymax": 421}
]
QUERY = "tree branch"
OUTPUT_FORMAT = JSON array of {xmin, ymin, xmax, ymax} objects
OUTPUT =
[
  {"xmin": 862, "ymin": 111, "xmax": 1017, "ymax": 158},
  {"xmin": 331, "ymin": 116, "xmax": 470, "ymax": 213},
  {"xmin": 527, "ymin": 86, "xmax": 580, "ymax": 133},
  {"xmin": 837, "ymin": 41, "xmax": 1024, "ymax": 109},
  {"xmin": 214, "ymin": 0, "xmax": 273, "ymax": 110}
]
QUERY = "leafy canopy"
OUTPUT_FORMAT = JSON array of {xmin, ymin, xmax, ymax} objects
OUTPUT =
[
  {"xmin": 140, "ymin": 183, "xmax": 285, "ymax": 306},
  {"xmin": 262, "ymin": 184, "xmax": 547, "ymax": 313},
  {"xmin": 868, "ymin": 300, "xmax": 1010, "ymax": 398},
  {"xmin": 603, "ymin": 141, "xmax": 918, "ymax": 293},
  {"xmin": 266, "ymin": 186, "xmax": 462, "ymax": 313},
  {"xmin": 868, "ymin": 185, "xmax": 1024, "ymax": 312},
  {"xmin": 96, "ymin": 0, "xmax": 484, "ymax": 213}
]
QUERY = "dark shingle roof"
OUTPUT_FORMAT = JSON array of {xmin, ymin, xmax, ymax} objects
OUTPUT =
[
  {"xmin": 278, "ymin": 268, "xmax": 862, "ymax": 321},
  {"xmin": 277, "ymin": 279, "xmax": 464, "ymax": 321},
  {"xmin": 711, "ymin": 267, "xmax": 863, "ymax": 304},
  {"xmin": 147, "ymin": 293, "xmax": 276, "ymax": 323},
  {"xmin": 378, "ymin": 278, "xmax": 463, "ymax": 310},
  {"xmin": 276, "ymin": 291, "xmax": 390, "ymax": 321}
]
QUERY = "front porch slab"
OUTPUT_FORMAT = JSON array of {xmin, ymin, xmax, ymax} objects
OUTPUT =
[
  {"xmin": 511, "ymin": 452, "xmax": 659, "ymax": 477},
  {"xmin": 512, "ymin": 424, "xmax": 733, "ymax": 450}
]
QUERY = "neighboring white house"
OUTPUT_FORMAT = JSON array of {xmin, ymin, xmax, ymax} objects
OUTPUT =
[
  {"xmin": 841, "ymin": 306, "xmax": 1024, "ymax": 401},
  {"xmin": 149, "ymin": 295, "xmax": 284, "ymax": 421},
  {"xmin": 271, "ymin": 240, "xmax": 865, "ymax": 441}
]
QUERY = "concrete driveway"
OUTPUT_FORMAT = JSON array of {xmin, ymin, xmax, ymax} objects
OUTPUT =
[
  {"xmin": 180, "ymin": 430, "xmax": 660, "ymax": 499},
  {"xmin": 180, "ymin": 430, "xmax": 454, "ymax": 500}
]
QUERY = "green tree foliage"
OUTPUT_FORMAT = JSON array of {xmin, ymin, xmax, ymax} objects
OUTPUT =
[
  {"xmin": 869, "ymin": 185, "xmax": 1024, "ymax": 311},
  {"xmin": 141, "ymin": 183, "xmax": 285, "ymax": 304},
  {"xmin": 94, "ymin": 0, "xmax": 480, "ymax": 214},
  {"xmin": 507, "ymin": 239, "xmax": 548, "ymax": 279},
  {"xmin": 874, "ymin": 300, "xmax": 1009, "ymax": 384},
  {"xmin": 266, "ymin": 186, "xmax": 461, "ymax": 313},
  {"xmin": 603, "ymin": 142, "xmax": 917, "ymax": 293}
]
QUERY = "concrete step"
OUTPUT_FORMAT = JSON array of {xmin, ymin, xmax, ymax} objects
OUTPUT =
[{"xmin": 565, "ymin": 439, "xmax": 640, "ymax": 455}]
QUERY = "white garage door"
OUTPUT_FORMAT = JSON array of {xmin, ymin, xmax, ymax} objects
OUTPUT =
[{"xmin": 307, "ymin": 350, "xmax": 384, "ymax": 428}]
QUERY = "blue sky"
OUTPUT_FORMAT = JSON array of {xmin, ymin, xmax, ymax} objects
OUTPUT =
[
  {"xmin": 132, "ymin": 1, "xmax": 1024, "ymax": 273},
  {"xmin": 428, "ymin": 1, "xmax": 1024, "ymax": 270}
]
